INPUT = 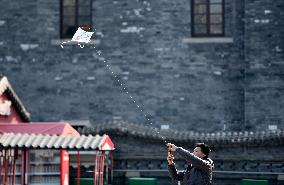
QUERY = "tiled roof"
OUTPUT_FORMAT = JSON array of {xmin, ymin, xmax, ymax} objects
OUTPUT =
[
  {"xmin": 0, "ymin": 133, "xmax": 114, "ymax": 150},
  {"xmin": 0, "ymin": 123, "xmax": 80, "ymax": 137},
  {"xmin": 79, "ymin": 121, "xmax": 284, "ymax": 146},
  {"xmin": 0, "ymin": 76, "xmax": 31, "ymax": 122}
]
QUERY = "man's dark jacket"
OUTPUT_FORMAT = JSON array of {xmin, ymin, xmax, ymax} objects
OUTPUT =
[{"xmin": 168, "ymin": 147, "xmax": 214, "ymax": 185}]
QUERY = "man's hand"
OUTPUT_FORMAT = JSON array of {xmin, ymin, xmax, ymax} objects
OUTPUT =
[
  {"xmin": 167, "ymin": 143, "xmax": 177, "ymax": 152},
  {"xmin": 167, "ymin": 151, "xmax": 174, "ymax": 165}
]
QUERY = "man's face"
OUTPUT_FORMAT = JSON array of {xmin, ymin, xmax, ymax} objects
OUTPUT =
[{"xmin": 193, "ymin": 147, "xmax": 206, "ymax": 159}]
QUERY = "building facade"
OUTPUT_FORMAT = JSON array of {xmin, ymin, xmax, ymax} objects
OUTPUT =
[{"xmin": 0, "ymin": 1, "xmax": 283, "ymax": 131}]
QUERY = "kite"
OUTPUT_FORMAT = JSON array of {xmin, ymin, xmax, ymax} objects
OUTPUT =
[
  {"xmin": 59, "ymin": 26, "xmax": 167, "ymax": 144},
  {"xmin": 61, "ymin": 27, "xmax": 94, "ymax": 48}
]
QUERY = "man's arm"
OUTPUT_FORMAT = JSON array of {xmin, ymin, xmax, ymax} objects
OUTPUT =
[
  {"xmin": 167, "ymin": 151, "xmax": 184, "ymax": 181},
  {"xmin": 176, "ymin": 147, "xmax": 212, "ymax": 173},
  {"xmin": 168, "ymin": 164, "xmax": 184, "ymax": 181}
]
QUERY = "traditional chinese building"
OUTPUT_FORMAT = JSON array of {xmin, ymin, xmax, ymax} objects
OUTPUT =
[
  {"xmin": 0, "ymin": 76, "xmax": 115, "ymax": 185},
  {"xmin": 80, "ymin": 121, "xmax": 284, "ymax": 185}
]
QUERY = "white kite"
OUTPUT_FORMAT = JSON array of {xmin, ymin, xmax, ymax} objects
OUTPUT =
[
  {"xmin": 61, "ymin": 27, "xmax": 94, "ymax": 48},
  {"xmin": 72, "ymin": 27, "xmax": 94, "ymax": 43}
]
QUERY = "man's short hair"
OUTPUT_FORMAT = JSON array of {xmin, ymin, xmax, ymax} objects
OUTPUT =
[{"xmin": 195, "ymin": 143, "xmax": 210, "ymax": 158}]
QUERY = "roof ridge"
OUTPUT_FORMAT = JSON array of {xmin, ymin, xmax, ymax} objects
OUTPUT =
[{"xmin": 79, "ymin": 121, "xmax": 284, "ymax": 146}]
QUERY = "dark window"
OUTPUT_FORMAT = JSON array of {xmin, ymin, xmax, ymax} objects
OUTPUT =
[
  {"xmin": 191, "ymin": 0, "xmax": 224, "ymax": 37},
  {"xmin": 60, "ymin": 0, "xmax": 92, "ymax": 38}
]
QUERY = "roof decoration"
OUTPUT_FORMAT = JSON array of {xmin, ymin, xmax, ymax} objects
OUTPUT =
[{"xmin": 0, "ymin": 76, "xmax": 31, "ymax": 122}]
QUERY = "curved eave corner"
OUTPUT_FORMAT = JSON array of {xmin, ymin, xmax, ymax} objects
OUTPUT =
[{"xmin": 99, "ymin": 134, "xmax": 115, "ymax": 151}]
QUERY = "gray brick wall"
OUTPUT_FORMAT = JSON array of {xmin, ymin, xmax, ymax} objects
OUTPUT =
[
  {"xmin": 0, "ymin": 0, "xmax": 283, "ymax": 132},
  {"xmin": 244, "ymin": 0, "xmax": 284, "ymax": 130}
]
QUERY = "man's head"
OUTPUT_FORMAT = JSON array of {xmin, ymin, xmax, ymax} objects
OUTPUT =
[{"xmin": 193, "ymin": 143, "xmax": 210, "ymax": 159}]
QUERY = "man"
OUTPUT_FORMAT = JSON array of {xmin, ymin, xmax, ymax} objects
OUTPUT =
[{"xmin": 167, "ymin": 143, "xmax": 214, "ymax": 185}]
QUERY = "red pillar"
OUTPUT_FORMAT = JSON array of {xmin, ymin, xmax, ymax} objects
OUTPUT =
[
  {"xmin": 4, "ymin": 149, "xmax": 8, "ymax": 185},
  {"xmin": 94, "ymin": 151, "xmax": 98, "ymax": 185},
  {"xmin": 77, "ymin": 151, "xmax": 80, "ymax": 185},
  {"xmin": 21, "ymin": 148, "xmax": 28, "ymax": 185},
  {"xmin": 12, "ymin": 149, "xmax": 18, "ymax": 185},
  {"xmin": 0, "ymin": 149, "xmax": 2, "ymax": 185},
  {"xmin": 60, "ymin": 150, "xmax": 69, "ymax": 185},
  {"xmin": 100, "ymin": 151, "xmax": 106, "ymax": 185},
  {"xmin": 94, "ymin": 151, "xmax": 107, "ymax": 185}
]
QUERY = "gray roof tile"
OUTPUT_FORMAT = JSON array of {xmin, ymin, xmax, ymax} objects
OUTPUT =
[
  {"xmin": 0, "ymin": 133, "xmax": 114, "ymax": 150},
  {"xmin": 80, "ymin": 121, "xmax": 284, "ymax": 146}
]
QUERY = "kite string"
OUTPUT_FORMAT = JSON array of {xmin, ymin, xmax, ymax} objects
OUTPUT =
[
  {"xmin": 59, "ymin": 27, "xmax": 168, "ymax": 144},
  {"xmin": 93, "ymin": 46, "xmax": 168, "ymax": 144}
]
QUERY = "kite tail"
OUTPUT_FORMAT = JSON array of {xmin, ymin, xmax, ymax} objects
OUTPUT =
[
  {"xmin": 60, "ymin": 40, "xmax": 72, "ymax": 48},
  {"xmin": 78, "ymin": 43, "xmax": 85, "ymax": 48}
]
